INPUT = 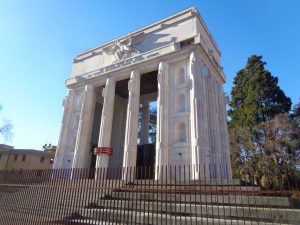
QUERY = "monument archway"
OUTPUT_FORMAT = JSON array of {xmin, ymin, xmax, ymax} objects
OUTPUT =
[{"xmin": 53, "ymin": 7, "xmax": 233, "ymax": 180}]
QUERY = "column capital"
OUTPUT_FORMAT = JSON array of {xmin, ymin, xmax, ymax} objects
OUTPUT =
[{"xmin": 84, "ymin": 83, "xmax": 94, "ymax": 92}]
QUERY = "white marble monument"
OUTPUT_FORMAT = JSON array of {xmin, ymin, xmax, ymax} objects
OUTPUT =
[{"xmin": 53, "ymin": 7, "xmax": 232, "ymax": 179}]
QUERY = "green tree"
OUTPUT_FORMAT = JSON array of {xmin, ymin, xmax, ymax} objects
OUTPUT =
[
  {"xmin": 148, "ymin": 106, "xmax": 157, "ymax": 143},
  {"xmin": 138, "ymin": 103, "xmax": 157, "ymax": 144},
  {"xmin": 228, "ymin": 55, "xmax": 292, "ymax": 128},
  {"xmin": 228, "ymin": 55, "xmax": 297, "ymax": 187}
]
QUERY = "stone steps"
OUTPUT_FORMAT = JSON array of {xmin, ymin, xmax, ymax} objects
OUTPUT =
[
  {"xmin": 1, "ymin": 181, "xmax": 299, "ymax": 225},
  {"xmin": 60, "ymin": 180, "xmax": 299, "ymax": 225},
  {"xmin": 87, "ymin": 199, "xmax": 299, "ymax": 223},
  {"xmin": 2, "ymin": 188, "xmax": 288, "ymax": 209},
  {"xmin": 109, "ymin": 191, "xmax": 291, "ymax": 207},
  {"xmin": 69, "ymin": 208, "xmax": 294, "ymax": 225}
]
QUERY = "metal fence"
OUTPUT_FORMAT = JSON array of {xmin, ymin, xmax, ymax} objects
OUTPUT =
[{"xmin": 0, "ymin": 165, "xmax": 299, "ymax": 225}]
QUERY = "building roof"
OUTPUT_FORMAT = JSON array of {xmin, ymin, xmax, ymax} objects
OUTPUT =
[
  {"xmin": 0, "ymin": 144, "xmax": 13, "ymax": 150},
  {"xmin": 0, "ymin": 144, "xmax": 54, "ymax": 157},
  {"xmin": 9, "ymin": 149, "xmax": 54, "ymax": 157}
]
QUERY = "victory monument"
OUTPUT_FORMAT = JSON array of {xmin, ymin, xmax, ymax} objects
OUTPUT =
[{"xmin": 53, "ymin": 7, "xmax": 232, "ymax": 179}]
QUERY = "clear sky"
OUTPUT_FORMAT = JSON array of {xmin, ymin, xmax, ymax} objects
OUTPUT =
[{"xmin": 0, "ymin": 0, "xmax": 299, "ymax": 149}]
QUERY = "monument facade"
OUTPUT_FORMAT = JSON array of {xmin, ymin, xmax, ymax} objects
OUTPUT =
[{"xmin": 53, "ymin": 7, "xmax": 232, "ymax": 179}]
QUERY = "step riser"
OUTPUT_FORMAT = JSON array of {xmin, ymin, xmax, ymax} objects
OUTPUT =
[
  {"xmin": 78, "ymin": 209, "xmax": 281, "ymax": 225},
  {"xmin": 91, "ymin": 200, "xmax": 299, "ymax": 222},
  {"xmin": 4, "ymin": 191, "xmax": 289, "ymax": 208},
  {"xmin": 122, "ymin": 185, "xmax": 261, "ymax": 191},
  {"xmin": 1, "ymin": 187, "xmax": 292, "ymax": 205},
  {"xmin": 110, "ymin": 192, "xmax": 290, "ymax": 207}
]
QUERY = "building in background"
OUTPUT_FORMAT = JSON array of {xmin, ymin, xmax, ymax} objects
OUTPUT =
[{"xmin": 0, "ymin": 144, "xmax": 55, "ymax": 170}]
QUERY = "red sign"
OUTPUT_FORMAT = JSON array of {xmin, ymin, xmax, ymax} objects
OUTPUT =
[{"xmin": 94, "ymin": 147, "xmax": 112, "ymax": 155}]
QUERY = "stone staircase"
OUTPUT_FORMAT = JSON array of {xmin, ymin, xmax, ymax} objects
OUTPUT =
[
  {"xmin": 63, "ymin": 180, "xmax": 300, "ymax": 225},
  {"xmin": 0, "ymin": 179, "xmax": 299, "ymax": 225}
]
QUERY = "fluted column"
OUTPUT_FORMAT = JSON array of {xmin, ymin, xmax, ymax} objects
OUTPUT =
[
  {"xmin": 72, "ymin": 84, "xmax": 95, "ymax": 171},
  {"xmin": 140, "ymin": 100, "xmax": 150, "ymax": 145},
  {"xmin": 189, "ymin": 51, "xmax": 210, "ymax": 180},
  {"xmin": 218, "ymin": 83, "xmax": 233, "ymax": 179},
  {"xmin": 122, "ymin": 71, "xmax": 140, "ymax": 180},
  {"xmin": 155, "ymin": 62, "xmax": 169, "ymax": 180},
  {"xmin": 95, "ymin": 78, "xmax": 116, "ymax": 171},
  {"xmin": 53, "ymin": 90, "xmax": 74, "ymax": 169}
]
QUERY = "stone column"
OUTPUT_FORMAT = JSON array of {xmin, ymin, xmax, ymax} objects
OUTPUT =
[
  {"xmin": 95, "ymin": 78, "xmax": 116, "ymax": 171},
  {"xmin": 53, "ymin": 90, "xmax": 74, "ymax": 169},
  {"xmin": 155, "ymin": 62, "xmax": 169, "ymax": 180},
  {"xmin": 122, "ymin": 71, "xmax": 141, "ymax": 180},
  {"xmin": 140, "ymin": 100, "xmax": 150, "ymax": 145},
  {"xmin": 218, "ymin": 84, "xmax": 233, "ymax": 179},
  {"xmin": 189, "ymin": 51, "xmax": 210, "ymax": 180},
  {"xmin": 72, "ymin": 84, "xmax": 95, "ymax": 171}
]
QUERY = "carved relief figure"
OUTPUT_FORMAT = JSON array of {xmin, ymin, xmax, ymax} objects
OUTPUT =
[{"xmin": 103, "ymin": 33, "xmax": 145, "ymax": 61}]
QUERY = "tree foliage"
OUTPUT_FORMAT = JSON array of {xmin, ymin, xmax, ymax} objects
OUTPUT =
[
  {"xmin": 228, "ymin": 55, "xmax": 298, "ymax": 188},
  {"xmin": 148, "ymin": 106, "xmax": 157, "ymax": 143},
  {"xmin": 138, "ymin": 103, "xmax": 157, "ymax": 144},
  {"xmin": 230, "ymin": 114, "xmax": 300, "ymax": 187},
  {"xmin": 228, "ymin": 55, "xmax": 292, "ymax": 128}
]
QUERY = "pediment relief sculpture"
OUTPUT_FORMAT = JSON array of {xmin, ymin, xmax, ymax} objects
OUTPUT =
[{"xmin": 103, "ymin": 33, "xmax": 146, "ymax": 61}]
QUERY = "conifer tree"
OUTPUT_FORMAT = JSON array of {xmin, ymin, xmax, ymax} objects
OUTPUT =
[
  {"xmin": 228, "ymin": 55, "xmax": 292, "ymax": 128},
  {"xmin": 228, "ymin": 55, "xmax": 297, "ymax": 186}
]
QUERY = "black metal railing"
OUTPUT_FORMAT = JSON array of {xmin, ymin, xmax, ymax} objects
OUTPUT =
[{"xmin": 0, "ymin": 165, "xmax": 299, "ymax": 225}]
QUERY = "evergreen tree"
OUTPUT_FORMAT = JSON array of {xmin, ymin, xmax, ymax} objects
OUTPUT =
[
  {"xmin": 228, "ymin": 55, "xmax": 297, "ymax": 187},
  {"xmin": 228, "ymin": 55, "xmax": 292, "ymax": 128}
]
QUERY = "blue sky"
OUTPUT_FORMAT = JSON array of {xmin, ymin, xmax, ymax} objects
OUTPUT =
[{"xmin": 0, "ymin": 0, "xmax": 299, "ymax": 149}]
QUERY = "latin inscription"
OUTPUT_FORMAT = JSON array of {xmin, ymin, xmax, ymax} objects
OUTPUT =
[{"xmin": 85, "ymin": 51, "xmax": 160, "ymax": 79}]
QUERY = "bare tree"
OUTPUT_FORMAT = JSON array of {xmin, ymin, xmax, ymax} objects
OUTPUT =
[
  {"xmin": 230, "ymin": 113, "xmax": 300, "ymax": 188},
  {"xmin": 0, "ymin": 105, "xmax": 12, "ymax": 142}
]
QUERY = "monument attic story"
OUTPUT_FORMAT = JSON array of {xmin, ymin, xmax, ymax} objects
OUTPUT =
[
  {"xmin": 66, "ymin": 7, "xmax": 225, "ymax": 87},
  {"xmin": 54, "ymin": 7, "xmax": 232, "ymax": 180},
  {"xmin": 74, "ymin": 7, "xmax": 220, "ymax": 62}
]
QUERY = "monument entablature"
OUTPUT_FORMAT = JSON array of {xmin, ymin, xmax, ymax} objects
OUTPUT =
[
  {"xmin": 54, "ymin": 7, "xmax": 232, "ymax": 180},
  {"xmin": 66, "ymin": 42, "xmax": 225, "ymax": 89}
]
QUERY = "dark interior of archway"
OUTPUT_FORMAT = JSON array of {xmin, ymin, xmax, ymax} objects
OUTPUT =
[
  {"xmin": 114, "ymin": 70, "xmax": 158, "ymax": 179},
  {"xmin": 115, "ymin": 70, "xmax": 158, "ymax": 98}
]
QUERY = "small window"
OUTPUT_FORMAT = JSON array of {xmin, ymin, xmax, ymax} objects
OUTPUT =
[
  {"xmin": 14, "ymin": 155, "xmax": 18, "ymax": 161},
  {"xmin": 40, "ymin": 157, "xmax": 45, "ymax": 163},
  {"xmin": 22, "ymin": 155, "xmax": 26, "ymax": 161}
]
